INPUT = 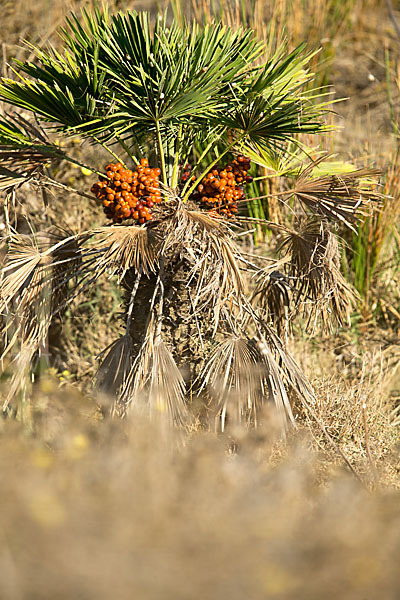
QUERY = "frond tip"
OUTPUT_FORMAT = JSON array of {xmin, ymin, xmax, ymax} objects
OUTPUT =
[
  {"xmin": 95, "ymin": 334, "xmax": 133, "ymax": 396},
  {"xmin": 0, "ymin": 112, "xmax": 55, "ymax": 190},
  {"xmin": 149, "ymin": 341, "xmax": 188, "ymax": 426}
]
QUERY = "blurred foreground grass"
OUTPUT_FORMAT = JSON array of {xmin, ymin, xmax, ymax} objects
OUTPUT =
[{"xmin": 1, "ymin": 379, "xmax": 400, "ymax": 600}]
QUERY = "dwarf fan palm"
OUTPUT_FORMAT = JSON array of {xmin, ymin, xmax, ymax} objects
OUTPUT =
[{"xmin": 0, "ymin": 8, "xmax": 380, "ymax": 429}]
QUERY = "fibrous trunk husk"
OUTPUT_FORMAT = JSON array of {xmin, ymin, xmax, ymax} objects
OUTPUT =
[{"xmin": 99, "ymin": 201, "xmax": 312, "ymax": 431}]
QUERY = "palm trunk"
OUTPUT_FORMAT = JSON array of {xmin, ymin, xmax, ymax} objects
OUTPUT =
[{"xmin": 122, "ymin": 257, "xmax": 211, "ymax": 388}]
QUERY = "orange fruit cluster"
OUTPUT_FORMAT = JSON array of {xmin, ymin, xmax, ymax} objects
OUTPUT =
[
  {"xmin": 91, "ymin": 159, "xmax": 162, "ymax": 224},
  {"xmin": 180, "ymin": 163, "xmax": 193, "ymax": 184},
  {"xmin": 191, "ymin": 155, "xmax": 253, "ymax": 218}
]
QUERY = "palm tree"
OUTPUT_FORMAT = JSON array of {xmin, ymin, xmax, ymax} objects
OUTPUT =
[{"xmin": 0, "ymin": 8, "xmax": 380, "ymax": 429}]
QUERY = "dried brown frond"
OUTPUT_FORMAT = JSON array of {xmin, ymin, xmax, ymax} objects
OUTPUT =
[
  {"xmin": 1, "ymin": 228, "xmax": 81, "ymax": 319},
  {"xmin": 0, "ymin": 164, "xmax": 31, "ymax": 190},
  {"xmin": 256, "ymin": 338, "xmax": 297, "ymax": 432},
  {"xmin": 90, "ymin": 225, "xmax": 159, "ymax": 280},
  {"xmin": 160, "ymin": 202, "xmax": 227, "ymax": 254},
  {"xmin": 163, "ymin": 205, "xmax": 244, "ymax": 333},
  {"xmin": 2, "ymin": 344, "xmax": 37, "ymax": 410},
  {"xmin": 199, "ymin": 336, "xmax": 295, "ymax": 432},
  {"xmin": 118, "ymin": 313, "xmax": 155, "ymax": 416},
  {"xmin": 198, "ymin": 337, "xmax": 262, "ymax": 429},
  {"xmin": 149, "ymin": 340, "xmax": 188, "ymax": 426},
  {"xmin": 95, "ymin": 334, "xmax": 133, "ymax": 396},
  {"xmin": 184, "ymin": 209, "xmax": 229, "ymax": 233},
  {"xmin": 0, "ymin": 229, "xmax": 82, "ymax": 407},
  {"xmin": 279, "ymin": 218, "xmax": 357, "ymax": 331},
  {"xmin": 251, "ymin": 263, "xmax": 293, "ymax": 340},
  {"xmin": 294, "ymin": 164, "xmax": 382, "ymax": 230},
  {"xmin": 0, "ymin": 235, "xmax": 43, "ymax": 315},
  {"xmin": 0, "ymin": 149, "xmax": 53, "ymax": 190},
  {"xmin": 116, "ymin": 310, "xmax": 188, "ymax": 425},
  {"xmin": 263, "ymin": 328, "xmax": 316, "ymax": 407}
]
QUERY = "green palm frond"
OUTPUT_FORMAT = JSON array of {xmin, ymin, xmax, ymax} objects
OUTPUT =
[
  {"xmin": 249, "ymin": 42, "xmax": 318, "ymax": 97},
  {"xmin": 0, "ymin": 8, "xmax": 326, "ymax": 180},
  {"xmin": 0, "ymin": 113, "xmax": 61, "ymax": 189},
  {"xmin": 242, "ymin": 142, "xmax": 356, "ymax": 178},
  {"xmin": 218, "ymin": 93, "xmax": 326, "ymax": 150}
]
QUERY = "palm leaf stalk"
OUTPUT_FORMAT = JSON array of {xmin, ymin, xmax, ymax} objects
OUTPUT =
[{"xmin": 0, "ymin": 9, "xmax": 381, "ymax": 433}]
